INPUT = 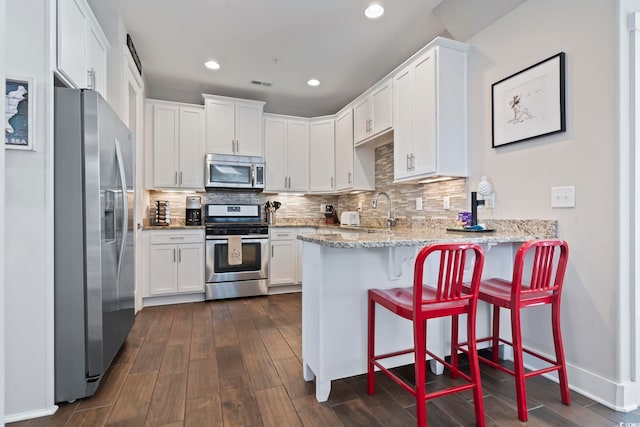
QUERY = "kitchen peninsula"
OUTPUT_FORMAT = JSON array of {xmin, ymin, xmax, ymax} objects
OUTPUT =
[{"xmin": 298, "ymin": 220, "xmax": 557, "ymax": 402}]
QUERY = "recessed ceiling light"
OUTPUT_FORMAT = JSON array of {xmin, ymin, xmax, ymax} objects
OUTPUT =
[
  {"xmin": 364, "ymin": 4, "xmax": 384, "ymax": 20},
  {"xmin": 307, "ymin": 79, "xmax": 320, "ymax": 87},
  {"xmin": 205, "ymin": 60, "xmax": 220, "ymax": 70}
]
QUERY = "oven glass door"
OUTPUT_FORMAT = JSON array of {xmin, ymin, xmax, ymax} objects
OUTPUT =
[{"xmin": 206, "ymin": 238, "xmax": 268, "ymax": 283}]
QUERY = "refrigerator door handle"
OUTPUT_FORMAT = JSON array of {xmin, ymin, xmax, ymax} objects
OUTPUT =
[{"xmin": 114, "ymin": 139, "xmax": 128, "ymax": 282}]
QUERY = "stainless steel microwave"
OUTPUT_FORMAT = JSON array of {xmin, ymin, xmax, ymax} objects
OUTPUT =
[{"xmin": 205, "ymin": 154, "xmax": 265, "ymax": 191}]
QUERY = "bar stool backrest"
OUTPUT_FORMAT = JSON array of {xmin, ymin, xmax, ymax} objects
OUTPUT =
[
  {"xmin": 413, "ymin": 243, "xmax": 485, "ymax": 312},
  {"xmin": 512, "ymin": 239, "xmax": 569, "ymax": 301}
]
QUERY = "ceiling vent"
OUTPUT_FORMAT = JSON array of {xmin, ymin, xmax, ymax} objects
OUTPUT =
[{"xmin": 251, "ymin": 80, "xmax": 272, "ymax": 87}]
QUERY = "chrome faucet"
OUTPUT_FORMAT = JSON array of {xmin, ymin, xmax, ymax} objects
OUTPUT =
[{"xmin": 372, "ymin": 191, "xmax": 396, "ymax": 228}]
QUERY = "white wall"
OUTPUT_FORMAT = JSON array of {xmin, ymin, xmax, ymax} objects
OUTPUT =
[
  {"xmin": 1, "ymin": 0, "xmax": 7, "ymax": 424},
  {"xmin": 4, "ymin": 0, "xmax": 56, "ymax": 421},
  {"xmin": 467, "ymin": 0, "xmax": 636, "ymax": 410}
]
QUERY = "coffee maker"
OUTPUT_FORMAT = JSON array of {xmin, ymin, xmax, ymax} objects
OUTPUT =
[{"xmin": 185, "ymin": 196, "xmax": 202, "ymax": 226}]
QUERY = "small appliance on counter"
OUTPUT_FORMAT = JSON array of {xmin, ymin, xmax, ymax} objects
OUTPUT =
[
  {"xmin": 154, "ymin": 200, "xmax": 170, "ymax": 226},
  {"xmin": 186, "ymin": 196, "xmax": 202, "ymax": 226},
  {"xmin": 340, "ymin": 211, "xmax": 360, "ymax": 226},
  {"xmin": 324, "ymin": 204, "xmax": 340, "ymax": 225}
]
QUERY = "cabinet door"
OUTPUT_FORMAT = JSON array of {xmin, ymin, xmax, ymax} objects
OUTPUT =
[
  {"xmin": 152, "ymin": 104, "xmax": 179, "ymax": 188},
  {"xmin": 309, "ymin": 120, "xmax": 335, "ymax": 192},
  {"xmin": 178, "ymin": 107, "xmax": 205, "ymax": 189},
  {"xmin": 264, "ymin": 118, "xmax": 288, "ymax": 192},
  {"xmin": 85, "ymin": 24, "xmax": 106, "ymax": 97},
  {"xmin": 353, "ymin": 97, "xmax": 370, "ymax": 144},
  {"xmin": 149, "ymin": 245, "xmax": 178, "ymax": 295},
  {"xmin": 177, "ymin": 243, "xmax": 204, "ymax": 293},
  {"xmin": 205, "ymin": 99, "xmax": 235, "ymax": 154},
  {"xmin": 335, "ymin": 110, "xmax": 354, "ymax": 191},
  {"xmin": 393, "ymin": 66, "xmax": 414, "ymax": 181},
  {"xmin": 270, "ymin": 240, "xmax": 296, "ymax": 286},
  {"xmin": 371, "ymin": 80, "xmax": 393, "ymax": 135},
  {"xmin": 412, "ymin": 52, "xmax": 437, "ymax": 176},
  {"xmin": 286, "ymin": 120, "xmax": 309, "ymax": 192},
  {"xmin": 235, "ymin": 103, "xmax": 263, "ymax": 156},
  {"xmin": 57, "ymin": 0, "xmax": 86, "ymax": 87}
]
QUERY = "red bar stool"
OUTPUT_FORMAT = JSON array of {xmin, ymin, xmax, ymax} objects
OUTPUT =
[
  {"xmin": 458, "ymin": 239, "xmax": 570, "ymax": 421},
  {"xmin": 367, "ymin": 243, "xmax": 486, "ymax": 427}
]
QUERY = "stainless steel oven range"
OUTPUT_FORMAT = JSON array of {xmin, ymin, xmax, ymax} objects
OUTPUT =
[{"xmin": 204, "ymin": 204, "xmax": 269, "ymax": 300}]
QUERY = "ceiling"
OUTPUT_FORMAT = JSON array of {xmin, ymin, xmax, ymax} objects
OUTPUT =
[{"xmin": 89, "ymin": 0, "xmax": 525, "ymax": 117}]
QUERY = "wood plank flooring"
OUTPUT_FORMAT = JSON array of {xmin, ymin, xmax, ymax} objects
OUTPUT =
[{"xmin": 10, "ymin": 293, "xmax": 640, "ymax": 426}]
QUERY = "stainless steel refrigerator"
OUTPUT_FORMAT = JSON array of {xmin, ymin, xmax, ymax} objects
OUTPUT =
[{"xmin": 54, "ymin": 88, "xmax": 135, "ymax": 402}]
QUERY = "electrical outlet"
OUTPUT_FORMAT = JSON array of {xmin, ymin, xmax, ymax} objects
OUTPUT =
[
  {"xmin": 416, "ymin": 197, "xmax": 423, "ymax": 211},
  {"xmin": 357, "ymin": 201, "xmax": 363, "ymax": 212},
  {"xmin": 320, "ymin": 203, "xmax": 326, "ymax": 213},
  {"xmin": 484, "ymin": 193, "xmax": 495, "ymax": 209},
  {"xmin": 443, "ymin": 196, "xmax": 450, "ymax": 210},
  {"xmin": 551, "ymin": 186, "xmax": 575, "ymax": 208}
]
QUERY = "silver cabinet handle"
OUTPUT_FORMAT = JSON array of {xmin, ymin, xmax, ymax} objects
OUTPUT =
[
  {"xmin": 288, "ymin": 176, "xmax": 291, "ymax": 188},
  {"xmin": 173, "ymin": 248, "xmax": 176, "ymax": 262},
  {"xmin": 331, "ymin": 176, "xmax": 334, "ymax": 188},
  {"xmin": 178, "ymin": 248, "xmax": 182, "ymax": 262},
  {"xmin": 406, "ymin": 154, "xmax": 410, "ymax": 171},
  {"xmin": 87, "ymin": 68, "xmax": 95, "ymax": 90},
  {"xmin": 411, "ymin": 154, "xmax": 415, "ymax": 170},
  {"xmin": 179, "ymin": 171, "xmax": 183, "ymax": 185},
  {"xmin": 175, "ymin": 171, "xmax": 178, "ymax": 184},
  {"xmin": 169, "ymin": 236, "xmax": 185, "ymax": 240},
  {"xmin": 237, "ymin": 140, "xmax": 240, "ymax": 153},
  {"xmin": 271, "ymin": 244, "xmax": 274, "ymax": 258},
  {"xmin": 285, "ymin": 176, "xmax": 288, "ymax": 188},
  {"xmin": 348, "ymin": 172, "xmax": 352, "ymax": 184}
]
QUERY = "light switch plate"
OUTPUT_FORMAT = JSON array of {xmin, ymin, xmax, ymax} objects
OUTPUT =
[
  {"xmin": 551, "ymin": 186, "xmax": 575, "ymax": 208},
  {"xmin": 416, "ymin": 197, "xmax": 423, "ymax": 211}
]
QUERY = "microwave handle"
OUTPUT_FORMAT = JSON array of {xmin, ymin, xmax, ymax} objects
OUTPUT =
[{"xmin": 251, "ymin": 164, "xmax": 256, "ymax": 187}]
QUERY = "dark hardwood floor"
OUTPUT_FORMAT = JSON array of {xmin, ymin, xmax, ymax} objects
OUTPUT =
[{"xmin": 10, "ymin": 293, "xmax": 640, "ymax": 426}]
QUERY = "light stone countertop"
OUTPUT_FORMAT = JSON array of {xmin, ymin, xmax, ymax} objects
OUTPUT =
[
  {"xmin": 295, "ymin": 219, "xmax": 557, "ymax": 249},
  {"xmin": 142, "ymin": 223, "xmax": 205, "ymax": 231}
]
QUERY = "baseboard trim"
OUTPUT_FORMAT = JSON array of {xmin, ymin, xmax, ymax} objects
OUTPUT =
[
  {"xmin": 5, "ymin": 405, "xmax": 58, "ymax": 423},
  {"xmin": 522, "ymin": 352, "xmax": 639, "ymax": 412},
  {"xmin": 142, "ymin": 292, "xmax": 205, "ymax": 307}
]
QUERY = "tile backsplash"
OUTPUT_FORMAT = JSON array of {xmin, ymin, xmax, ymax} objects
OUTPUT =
[{"xmin": 148, "ymin": 142, "xmax": 468, "ymax": 223}]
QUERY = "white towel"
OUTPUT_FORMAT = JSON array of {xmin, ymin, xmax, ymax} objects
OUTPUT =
[{"xmin": 227, "ymin": 235, "xmax": 243, "ymax": 265}]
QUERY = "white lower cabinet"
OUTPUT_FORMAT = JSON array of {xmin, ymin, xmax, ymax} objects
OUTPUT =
[
  {"xmin": 146, "ymin": 229, "xmax": 205, "ymax": 296},
  {"xmin": 269, "ymin": 227, "xmax": 316, "ymax": 287}
]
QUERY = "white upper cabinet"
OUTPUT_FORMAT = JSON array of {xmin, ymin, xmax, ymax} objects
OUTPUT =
[
  {"xmin": 334, "ymin": 109, "xmax": 354, "ymax": 192},
  {"xmin": 309, "ymin": 118, "xmax": 335, "ymax": 193},
  {"xmin": 57, "ymin": 0, "xmax": 109, "ymax": 98},
  {"xmin": 204, "ymin": 94, "xmax": 265, "ymax": 156},
  {"xmin": 393, "ymin": 38, "xmax": 469, "ymax": 183},
  {"xmin": 335, "ymin": 108, "xmax": 375, "ymax": 193},
  {"xmin": 264, "ymin": 115, "xmax": 309, "ymax": 192},
  {"xmin": 353, "ymin": 78, "xmax": 393, "ymax": 145},
  {"xmin": 146, "ymin": 100, "xmax": 205, "ymax": 190}
]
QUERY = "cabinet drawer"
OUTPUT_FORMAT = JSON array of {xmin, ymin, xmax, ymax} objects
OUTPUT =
[
  {"xmin": 270, "ymin": 229, "xmax": 297, "ymax": 241},
  {"xmin": 149, "ymin": 231, "xmax": 203, "ymax": 244}
]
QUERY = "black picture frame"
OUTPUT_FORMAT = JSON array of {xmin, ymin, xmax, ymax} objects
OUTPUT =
[
  {"xmin": 5, "ymin": 76, "xmax": 35, "ymax": 150},
  {"xmin": 491, "ymin": 52, "xmax": 566, "ymax": 148}
]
